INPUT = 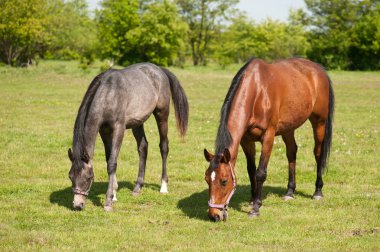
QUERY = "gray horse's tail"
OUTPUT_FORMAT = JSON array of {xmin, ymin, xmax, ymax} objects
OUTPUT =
[{"xmin": 160, "ymin": 67, "xmax": 189, "ymax": 139}]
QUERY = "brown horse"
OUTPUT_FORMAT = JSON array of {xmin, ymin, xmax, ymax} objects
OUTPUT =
[{"xmin": 204, "ymin": 58, "xmax": 334, "ymax": 221}]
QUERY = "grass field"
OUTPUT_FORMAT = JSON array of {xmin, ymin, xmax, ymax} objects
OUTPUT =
[{"xmin": 0, "ymin": 61, "xmax": 379, "ymax": 251}]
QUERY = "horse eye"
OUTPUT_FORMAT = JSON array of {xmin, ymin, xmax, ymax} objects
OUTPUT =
[{"xmin": 221, "ymin": 179, "xmax": 228, "ymax": 186}]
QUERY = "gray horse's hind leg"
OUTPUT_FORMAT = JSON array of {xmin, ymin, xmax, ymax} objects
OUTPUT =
[
  {"xmin": 154, "ymin": 110, "xmax": 169, "ymax": 194},
  {"xmin": 132, "ymin": 125, "xmax": 148, "ymax": 196},
  {"xmin": 102, "ymin": 123, "xmax": 124, "ymax": 211}
]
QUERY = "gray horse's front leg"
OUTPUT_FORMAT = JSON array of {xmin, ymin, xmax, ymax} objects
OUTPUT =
[{"xmin": 104, "ymin": 124, "xmax": 124, "ymax": 211}]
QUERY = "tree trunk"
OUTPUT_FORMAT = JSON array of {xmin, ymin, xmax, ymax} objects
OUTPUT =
[{"xmin": 191, "ymin": 40, "xmax": 198, "ymax": 66}]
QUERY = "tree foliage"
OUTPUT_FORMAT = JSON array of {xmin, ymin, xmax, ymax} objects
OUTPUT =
[
  {"xmin": 177, "ymin": 0, "xmax": 239, "ymax": 66},
  {"xmin": 293, "ymin": 0, "xmax": 380, "ymax": 70},
  {"xmin": 213, "ymin": 14, "xmax": 309, "ymax": 66},
  {"xmin": 1, "ymin": 0, "xmax": 380, "ymax": 70},
  {"xmin": 0, "ymin": 0, "xmax": 96, "ymax": 66},
  {"xmin": 97, "ymin": 0, "xmax": 187, "ymax": 66},
  {"xmin": 348, "ymin": 1, "xmax": 380, "ymax": 70},
  {"xmin": 45, "ymin": 0, "xmax": 97, "ymax": 61},
  {"xmin": 0, "ymin": 0, "xmax": 49, "ymax": 66}
]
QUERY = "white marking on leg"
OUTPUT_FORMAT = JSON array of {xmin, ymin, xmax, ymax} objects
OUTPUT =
[
  {"xmin": 160, "ymin": 180, "xmax": 168, "ymax": 194},
  {"xmin": 211, "ymin": 171, "xmax": 216, "ymax": 182},
  {"xmin": 112, "ymin": 174, "xmax": 118, "ymax": 201},
  {"xmin": 112, "ymin": 190, "xmax": 118, "ymax": 202}
]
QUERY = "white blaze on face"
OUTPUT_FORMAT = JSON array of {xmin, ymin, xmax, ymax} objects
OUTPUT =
[
  {"xmin": 210, "ymin": 195, "xmax": 215, "ymax": 204},
  {"xmin": 211, "ymin": 171, "xmax": 216, "ymax": 182}
]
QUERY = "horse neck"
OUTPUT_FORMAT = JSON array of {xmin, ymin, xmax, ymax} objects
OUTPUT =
[
  {"xmin": 226, "ymin": 75, "xmax": 256, "ymax": 164},
  {"xmin": 73, "ymin": 119, "xmax": 100, "ymax": 162}
]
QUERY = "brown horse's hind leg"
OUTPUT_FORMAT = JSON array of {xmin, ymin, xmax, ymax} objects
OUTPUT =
[
  {"xmin": 241, "ymin": 135, "xmax": 256, "ymax": 204},
  {"xmin": 249, "ymin": 128, "xmax": 275, "ymax": 217},
  {"xmin": 282, "ymin": 131, "xmax": 297, "ymax": 200},
  {"xmin": 132, "ymin": 125, "xmax": 148, "ymax": 196},
  {"xmin": 310, "ymin": 117, "xmax": 326, "ymax": 200},
  {"xmin": 154, "ymin": 108, "xmax": 169, "ymax": 194}
]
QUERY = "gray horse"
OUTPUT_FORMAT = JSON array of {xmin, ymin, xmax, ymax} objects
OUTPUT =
[{"xmin": 67, "ymin": 63, "xmax": 189, "ymax": 211}]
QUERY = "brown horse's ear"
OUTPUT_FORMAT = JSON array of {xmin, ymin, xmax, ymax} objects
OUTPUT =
[
  {"xmin": 222, "ymin": 148, "xmax": 231, "ymax": 163},
  {"xmin": 68, "ymin": 148, "xmax": 74, "ymax": 162},
  {"xmin": 81, "ymin": 150, "xmax": 90, "ymax": 164},
  {"xmin": 204, "ymin": 149, "xmax": 214, "ymax": 162}
]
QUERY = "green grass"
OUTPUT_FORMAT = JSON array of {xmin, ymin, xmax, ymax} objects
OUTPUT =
[{"xmin": 0, "ymin": 61, "xmax": 379, "ymax": 251}]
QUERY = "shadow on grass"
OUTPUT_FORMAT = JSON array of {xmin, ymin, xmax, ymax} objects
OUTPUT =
[
  {"xmin": 49, "ymin": 181, "xmax": 161, "ymax": 210},
  {"xmin": 177, "ymin": 184, "xmax": 312, "ymax": 221}
]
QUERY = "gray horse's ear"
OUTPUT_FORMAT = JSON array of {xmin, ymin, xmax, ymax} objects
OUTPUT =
[
  {"xmin": 81, "ymin": 151, "xmax": 90, "ymax": 164},
  {"xmin": 204, "ymin": 149, "xmax": 214, "ymax": 162},
  {"xmin": 68, "ymin": 148, "xmax": 74, "ymax": 162},
  {"xmin": 222, "ymin": 148, "xmax": 231, "ymax": 163}
]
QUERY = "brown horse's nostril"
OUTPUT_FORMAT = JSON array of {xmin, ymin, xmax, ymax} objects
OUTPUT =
[{"xmin": 209, "ymin": 214, "xmax": 222, "ymax": 222}]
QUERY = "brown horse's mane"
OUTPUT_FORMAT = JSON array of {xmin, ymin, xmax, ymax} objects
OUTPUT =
[{"xmin": 214, "ymin": 58, "xmax": 256, "ymax": 154}]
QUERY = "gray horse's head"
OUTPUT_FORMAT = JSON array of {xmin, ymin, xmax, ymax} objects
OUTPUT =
[{"xmin": 68, "ymin": 148, "xmax": 94, "ymax": 210}]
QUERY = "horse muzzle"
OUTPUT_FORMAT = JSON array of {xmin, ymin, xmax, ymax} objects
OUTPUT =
[
  {"xmin": 208, "ymin": 207, "xmax": 228, "ymax": 222},
  {"xmin": 73, "ymin": 194, "xmax": 86, "ymax": 211}
]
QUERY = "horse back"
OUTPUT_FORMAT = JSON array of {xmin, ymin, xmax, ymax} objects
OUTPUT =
[
  {"xmin": 245, "ymin": 58, "xmax": 330, "ymax": 135},
  {"xmin": 89, "ymin": 64, "xmax": 170, "ymax": 128}
]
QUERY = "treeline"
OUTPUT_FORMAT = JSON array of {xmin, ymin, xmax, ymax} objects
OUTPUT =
[{"xmin": 1, "ymin": 0, "xmax": 379, "ymax": 70}]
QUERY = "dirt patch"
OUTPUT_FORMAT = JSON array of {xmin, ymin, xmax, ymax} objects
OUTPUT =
[{"xmin": 351, "ymin": 227, "xmax": 380, "ymax": 237}]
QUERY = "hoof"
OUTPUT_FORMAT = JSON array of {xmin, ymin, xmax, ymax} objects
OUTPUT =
[
  {"xmin": 283, "ymin": 195, "xmax": 294, "ymax": 201},
  {"xmin": 313, "ymin": 195, "xmax": 323, "ymax": 200},
  {"xmin": 132, "ymin": 186, "xmax": 142, "ymax": 196},
  {"xmin": 248, "ymin": 210, "xmax": 260, "ymax": 218},
  {"xmin": 160, "ymin": 180, "xmax": 168, "ymax": 194},
  {"xmin": 104, "ymin": 205, "xmax": 113, "ymax": 212},
  {"xmin": 132, "ymin": 190, "xmax": 141, "ymax": 197}
]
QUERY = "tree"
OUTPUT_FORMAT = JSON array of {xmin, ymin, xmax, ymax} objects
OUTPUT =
[
  {"xmin": 214, "ymin": 14, "xmax": 309, "ymax": 66},
  {"xmin": 304, "ymin": 0, "xmax": 359, "ymax": 69},
  {"xmin": 0, "ymin": 0, "xmax": 49, "ymax": 66},
  {"xmin": 44, "ymin": 0, "xmax": 97, "ymax": 61},
  {"xmin": 177, "ymin": 0, "xmax": 239, "ymax": 66},
  {"xmin": 96, "ymin": 0, "xmax": 140, "ymax": 64},
  {"xmin": 348, "ymin": 1, "xmax": 380, "ymax": 70},
  {"xmin": 97, "ymin": 0, "xmax": 187, "ymax": 66},
  {"xmin": 129, "ymin": 0, "xmax": 188, "ymax": 66},
  {"xmin": 293, "ymin": 0, "xmax": 380, "ymax": 70}
]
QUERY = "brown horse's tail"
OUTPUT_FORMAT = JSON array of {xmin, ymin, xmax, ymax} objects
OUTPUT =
[
  {"xmin": 320, "ymin": 76, "xmax": 335, "ymax": 173},
  {"xmin": 160, "ymin": 67, "xmax": 189, "ymax": 140}
]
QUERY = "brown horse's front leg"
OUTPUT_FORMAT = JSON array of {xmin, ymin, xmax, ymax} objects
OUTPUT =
[
  {"xmin": 241, "ymin": 135, "xmax": 256, "ymax": 204},
  {"xmin": 249, "ymin": 128, "xmax": 275, "ymax": 217}
]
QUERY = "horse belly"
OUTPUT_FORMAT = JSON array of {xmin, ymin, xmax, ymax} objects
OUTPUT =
[
  {"xmin": 275, "ymin": 85, "xmax": 314, "ymax": 135},
  {"xmin": 124, "ymin": 91, "xmax": 158, "ymax": 128}
]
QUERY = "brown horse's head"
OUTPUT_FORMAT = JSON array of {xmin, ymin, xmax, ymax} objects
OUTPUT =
[
  {"xmin": 204, "ymin": 148, "xmax": 236, "ymax": 222},
  {"xmin": 68, "ymin": 148, "xmax": 94, "ymax": 210}
]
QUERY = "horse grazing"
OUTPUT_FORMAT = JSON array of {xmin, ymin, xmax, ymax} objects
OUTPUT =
[
  {"xmin": 68, "ymin": 63, "xmax": 189, "ymax": 211},
  {"xmin": 204, "ymin": 58, "xmax": 334, "ymax": 221}
]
